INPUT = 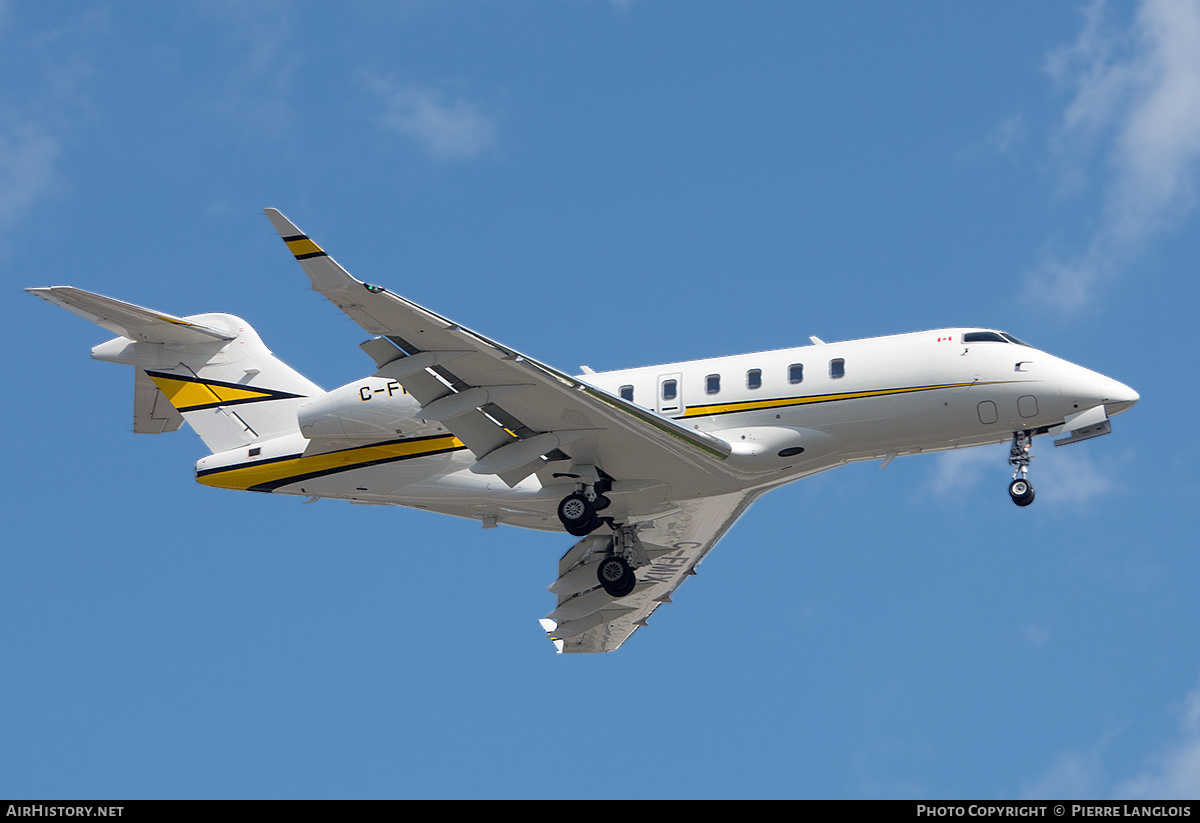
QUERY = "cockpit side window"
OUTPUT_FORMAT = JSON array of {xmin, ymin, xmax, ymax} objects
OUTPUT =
[{"xmin": 963, "ymin": 331, "xmax": 1008, "ymax": 344}]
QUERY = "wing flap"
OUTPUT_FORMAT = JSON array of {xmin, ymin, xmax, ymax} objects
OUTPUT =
[{"xmin": 545, "ymin": 491, "xmax": 758, "ymax": 653}]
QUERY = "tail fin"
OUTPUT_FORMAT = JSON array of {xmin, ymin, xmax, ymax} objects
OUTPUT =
[{"xmin": 28, "ymin": 286, "xmax": 321, "ymax": 453}]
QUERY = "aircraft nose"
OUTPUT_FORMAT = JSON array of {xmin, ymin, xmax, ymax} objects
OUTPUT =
[{"xmin": 1102, "ymin": 378, "xmax": 1139, "ymax": 415}]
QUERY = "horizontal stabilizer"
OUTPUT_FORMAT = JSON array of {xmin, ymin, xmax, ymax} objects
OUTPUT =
[{"xmin": 27, "ymin": 286, "xmax": 235, "ymax": 344}]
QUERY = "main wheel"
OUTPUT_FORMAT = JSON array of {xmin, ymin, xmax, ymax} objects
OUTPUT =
[
  {"xmin": 558, "ymin": 492, "xmax": 599, "ymax": 536},
  {"xmin": 608, "ymin": 572, "xmax": 637, "ymax": 598},
  {"xmin": 596, "ymin": 555, "xmax": 636, "ymax": 597},
  {"xmin": 1008, "ymin": 478, "xmax": 1035, "ymax": 507}
]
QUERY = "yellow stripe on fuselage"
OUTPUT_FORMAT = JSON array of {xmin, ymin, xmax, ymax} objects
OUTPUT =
[
  {"xmin": 681, "ymin": 381, "xmax": 998, "ymax": 419},
  {"xmin": 197, "ymin": 435, "xmax": 466, "ymax": 492}
]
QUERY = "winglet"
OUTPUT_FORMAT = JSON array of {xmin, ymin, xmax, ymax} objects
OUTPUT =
[{"xmin": 264, "ymin": 208, "xmax": 361, "ymax": 292}]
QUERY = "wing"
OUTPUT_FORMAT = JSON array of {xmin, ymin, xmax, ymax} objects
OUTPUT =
[
  {"xmin": 264, "ymin": 209, "xmax": 737, "ymax": 498},
  {"xmin": 545, "ymin": 490, "xmax": 758, "ymax": 653},
  {"xmin": 264, "ymin": 209, "xmax": 753, "ymax": 653}
]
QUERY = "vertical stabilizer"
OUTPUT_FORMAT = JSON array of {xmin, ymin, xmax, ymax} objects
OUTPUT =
[{"xmin": 28, "ymin": 287, "xmax": 321, "ymax": 453}]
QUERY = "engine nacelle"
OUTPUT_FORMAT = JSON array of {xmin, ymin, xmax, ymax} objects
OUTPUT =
[{"xmin": 297, "ymin": 377, "xmax": 424, "ymax": 440}]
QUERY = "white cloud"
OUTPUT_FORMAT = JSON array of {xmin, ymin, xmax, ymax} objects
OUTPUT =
[
  {"xmin": 369, "ymin": 78, "xmax": 497, "ymax": 162},
  {"xmin": 1021, "ymin": 677, "xmax": 1200, "ymax": 799},
  {"xmin": 1035, "ymin": 445, "xmax": 1114, "ymax": 505},
  {"xmin": 1032, "ymin": 0, "xmax": 1200, "ymax": 310},
  {"xmin": 988, "ymin": 114, "xmax": 1028, "ymax": 155},
  {"xmin": 1022, "ymin": 745, "xmax": 1108, "ymax": 799},
  {"xmin": 1117, "ymin": 680, "xmax": 1200, "ymax": 799},
  {"xmin": 0, "ymin": 120, "xmax": 58, "ymax": 231},
  {"xmin": 926, "ymin": 441, "xmax": 1114, "ymax": 507},
  {"xmin": 927, "ymin": 446, "xmax": 1000, "ymax": 499},
  {"xmin": 198, "ymin": 3, "xmax": 300, "ymax": 142}
]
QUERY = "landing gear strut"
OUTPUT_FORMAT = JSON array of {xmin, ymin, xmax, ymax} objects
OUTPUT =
[
  {"xmin": 1008, "ymin": 431, "xmax": 1036, "ymax": 507},
  {"xmin": 594, "ymin": 524, "xmax": 643, "ymax": 598},
  {"xmin": 557, "ymin": 477, "xmax": 639, "ymax": 597}
]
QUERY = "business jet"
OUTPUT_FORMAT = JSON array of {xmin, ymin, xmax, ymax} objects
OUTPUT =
[{"xmin": 27, "ymin": 209, "xmax": 1139, "ymax": 653}]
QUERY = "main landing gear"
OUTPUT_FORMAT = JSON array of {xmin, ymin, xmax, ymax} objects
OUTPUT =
[
  {"xmin": 1008, "ymin": 430, "xmax": 1035, "ymax": 507},
  {"xmin": 593, "ymin": 524, "xmax": 643, "ymax": 598},
  {"xmin": 595, "ymin": 554, "xmax": 637, "ymax": 598},
  {"xmin": 556, "ymin": 481, "xmax": 640, "ymax": 598},
  {"xmin": 555, "ymin": 480, "xmax": 612, "ymax": 537}
]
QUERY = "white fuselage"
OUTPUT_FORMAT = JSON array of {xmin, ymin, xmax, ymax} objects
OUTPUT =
[
  {"xmin": 194, "ymin": 327, "xmax": 1138, "ymax": 532},
  {"xmin": 30, "ymin": 211, "xmax": 1147, "ymax": 653}
]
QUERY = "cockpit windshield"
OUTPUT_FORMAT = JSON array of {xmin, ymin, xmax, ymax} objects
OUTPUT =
[{"xmin": 962, "ymin": 330, "xmax": 1031, "ymax": 347}]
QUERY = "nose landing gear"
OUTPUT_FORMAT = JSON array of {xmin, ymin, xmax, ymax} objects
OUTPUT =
[{"xmin": 1008, "ymin": 431, "xmax": 1036, "ymax": 507}]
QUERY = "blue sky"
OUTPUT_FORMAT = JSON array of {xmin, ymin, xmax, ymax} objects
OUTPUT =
[{"xmin": 2, "ymin": 1, "xmax": 1199, "ymax": 800}]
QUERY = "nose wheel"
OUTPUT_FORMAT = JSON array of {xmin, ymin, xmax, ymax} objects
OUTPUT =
[
  {"xmin": 1008, "ymin": 431, "xmax": 1035, "ymax": 507},
  {"xmin": 1008, "ymin": 477, "xmax": 1035, "ymax": 507}
]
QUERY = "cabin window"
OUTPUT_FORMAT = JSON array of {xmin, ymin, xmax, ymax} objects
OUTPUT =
[
  {"xmin": 619, "ymin": 385, "xmax": 634, "ymax": 402},
  {"xmin": 788, "ymin": 363, "xmax": 804, "ymax": 384},
  {"xmin": 829, "ymin": 358, "xmax": 845, "ymax": 379},
  {"xmin": 747, "ymin": 369, "xmax": 762, "ymax": 390},
  {"xmin": 662, "ymin": 380, "xmax": 677, "ymax": 401},
  {"xmin": 706, "ymin": 374, "xmax": 721, "ymax": 395}
]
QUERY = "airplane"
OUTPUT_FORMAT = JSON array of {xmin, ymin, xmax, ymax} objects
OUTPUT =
[{"xmin": 27, "ymin": 209, "xmax": 1140, "ymax": 653}]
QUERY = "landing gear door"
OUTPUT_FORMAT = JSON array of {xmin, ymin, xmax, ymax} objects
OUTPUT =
[{"xmin": 656, "ymin": 372, "xmax": 684, "ymax": 418}]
